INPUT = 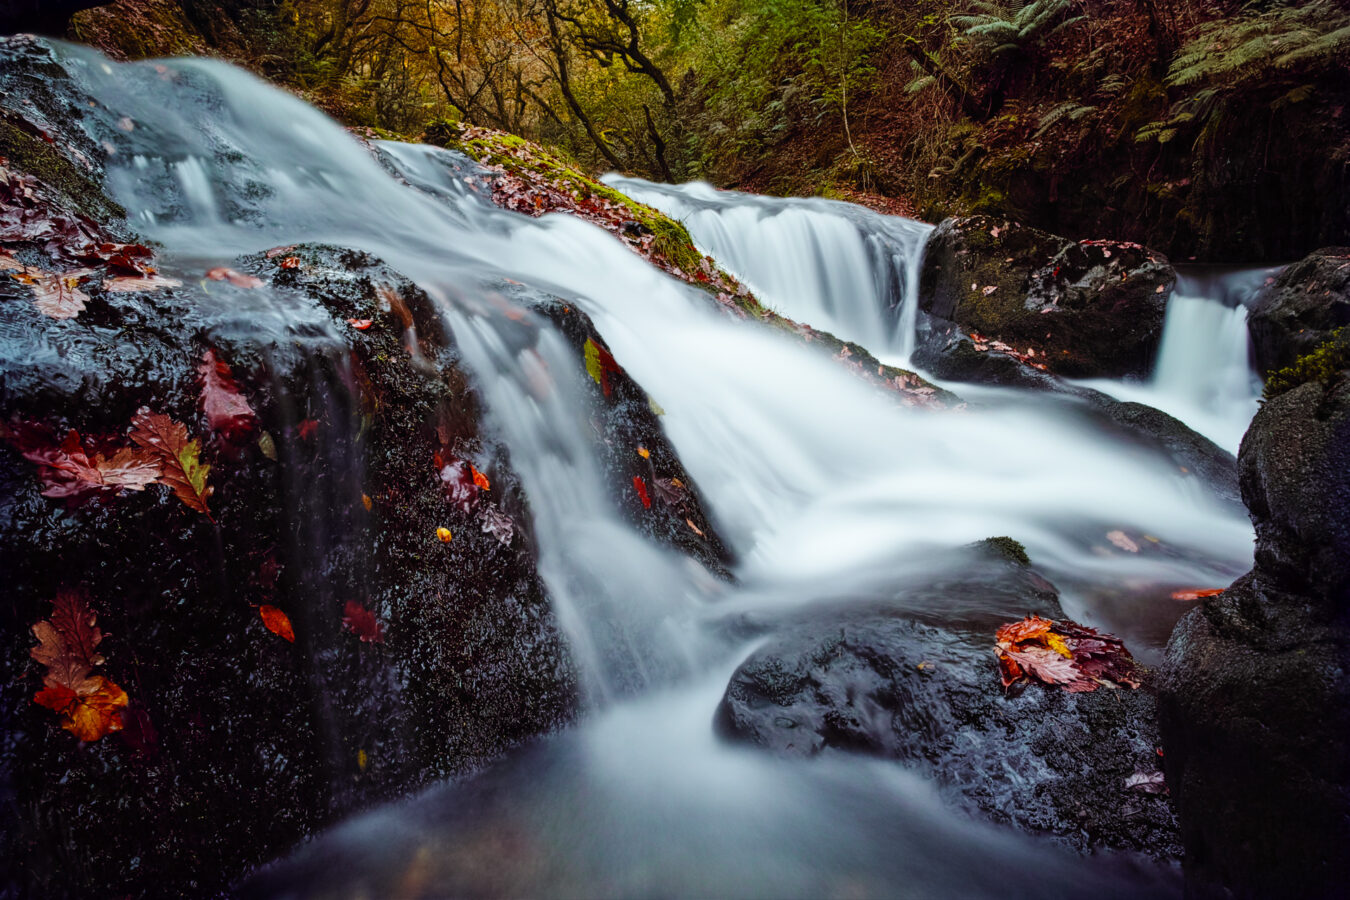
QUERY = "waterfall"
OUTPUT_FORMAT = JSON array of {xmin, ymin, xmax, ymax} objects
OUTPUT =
[
  {"xmin": 55, "ymin": 42, "xmax": 1254, "ymax": 897},
  {"xmin": 604, "ymin": 176, "xmax": 932, "ymax": 359},
  {"xmin": 1076, "ymin": 267, "xmax": 1273, "ymax": 454}
]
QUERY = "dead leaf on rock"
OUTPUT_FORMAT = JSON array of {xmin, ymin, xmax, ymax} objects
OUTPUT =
[
  {"xmin": 205, "ymin": 267, "xmax": 263, "ymax": 289},
  {"xmin": 129, "ymin": 408, "xmax": 213, "ymax": 518},
  {"xmin": 30, "ymin": 590, "xmax": 129, "ymax": 741},
  {"xmin": 259, "ymin": 605, "xmax": 295, "ymax": 642}
]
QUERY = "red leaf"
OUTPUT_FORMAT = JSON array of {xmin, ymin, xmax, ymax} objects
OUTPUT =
[
  {"xmin": 198, "ymin": 348, "xmax": 258, "ymax": 441},
  {"xmin": 205, "ymin": 267, "xmax": 263, "ymax": 289},
  {"xmin": 11, "ymin": 269, "xmax": 91, "ymax": 319},
  {"xmin": 103, "ymin": 274, "xmax": 181, "ymax": 293},
  {"xmin": 347, "ymin": 318, "xmax": 373, "ymax": 330},
  {"xmin": 6, "ymin": 422, "xmax": 161, "ymax": 503},
  {"xmin": 342, "ymin": 600, "xmax": 384, "ymax": 643},
  {"xmin": 264, "ymin": 245, "xmax": 296, "ymax": 259},
  {"xmin": 279, "ymin": 256, "xmax": 301, "ymax": 269},
  {"xmin": 259, "ymin": 605, "xmax": 295, "ymax": 642},
  {"xmin": 129, "ymin": 408, "xmax": 213, "ymax": 517},
  {"xmin": 633, "ymin": 476, "xmax": 651, "ymax": 509},
  {"xmin": 297, "ymin": 419, "xmax": 319, "ymax": 440}
]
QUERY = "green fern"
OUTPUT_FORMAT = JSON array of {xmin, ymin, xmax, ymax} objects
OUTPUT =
[{"xmin": 952, "ymin": 0, "xmax": 1083, "ymax": 60}]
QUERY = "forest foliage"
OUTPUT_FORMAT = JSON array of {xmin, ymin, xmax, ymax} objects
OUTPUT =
[{"xmin": 69, "ymin": 0, "xmax": 1350, "ymax": 259}]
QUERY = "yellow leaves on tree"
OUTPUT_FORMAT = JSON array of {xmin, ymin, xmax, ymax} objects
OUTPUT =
[
  {"xmin": 30, "ymin": 590, "xmax": 129, "ymax": 742},
  {"xmin": 130, "ymin": 407, "xmax": 213, "ymax": 518}
]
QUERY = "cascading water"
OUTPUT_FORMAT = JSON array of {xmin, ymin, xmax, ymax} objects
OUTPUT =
[
  {"xmin": 604, "ymin": 176, "xmax": 932, "ymax": 358},
  {"xmin": 54, "ymin": 43, "xmax": 1258, "ymax": 897},
  {"xmin": 1076, "ymin": 268, "xmax": 1274, "ymax": 454}
]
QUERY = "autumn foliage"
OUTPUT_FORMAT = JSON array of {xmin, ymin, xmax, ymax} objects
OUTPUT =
[
  {"xmin": 995, "ymin": 615, "xmax": 1139, "ymax": 694},
  {"xmin": 30, "ymin": 591, "xmax": 129, "ymax": 742}
]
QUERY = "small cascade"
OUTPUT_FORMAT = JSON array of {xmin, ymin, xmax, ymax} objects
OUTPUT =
[
  {"xmin": 1077, "ymin": 267, "xmax": 1273, "ymax": 453},
  {"xmin": 604, "ymin": 176, "xmax": 932, "ymax": 357}
]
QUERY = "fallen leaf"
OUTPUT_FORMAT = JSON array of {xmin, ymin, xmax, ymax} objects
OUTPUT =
[
  {"xmin": 30, "ymin": 590, "xmax": 129, "ymax": 741},
  {"xmin": 103, "ymin": 274, "xmax": 181, "ymax": 292},
  {"xmin": 470, "ymin": 464, "xmax": 490, "ymax": 491},
  {"xmin": 480, "ymin": 505, "xmax": 514, "ymax": 546},
  {"xmin": 1106, "ymin": 530, "xmax": 1140, "ymax": 553},
  {"xmin": 279, "ymin": 256, "xmax": 301, "ymax": 269},
  {"xmin": 1171, "ymin": 588, "xmax": 1225, "ymax": 601},
  {"xmin": 259, "ymin": 605, "xmax": 295, "ymax": 642},
  {"xmin": 199, "ymin": 349, "xmax": 258, "ymax": 441},
  {"xmin": 995, "ymin": 615, "xmax": 1053, "ymax": 645},
  {"xmin": 18, "ymin": 270, "xmax": 90, "ymax": 319},
  {"xmin": 342, "ymin": 600, "xmax": 384, "ymax": 643},
  {"xmin": 637, "ymin": 447, "xmax": 650, "ymax": 459},
  {"xmin": 995, "ymin": 615, "xmax": 1138, "ymax": 694},
  {"xmin": 583, "ymin": 337, "xmax": 621, "ymax": 397},
  {"xmin": 633, "ymin": 475, "xmax": 651, "ymax": 509},
  {"xmin": 6, "ymin": 423, "xmax": 161, "ymax": 502},
  {"xmin": 1124, "ymin": 771, "xmax": 1167, "ymax": 794},
  {"xmin": 205, "ymin": 267, "xmax": 263, "ymax": 289},
  {"xmin": 129, "ymin": 408, "xmax": 213, "ymax": 518},
  {"xmin": 436, "ymin": 526, "xmax": 453, "ymax": 542},
  {"xmin": 258, "ymin": 431, "xmax": 277, "ymax": 460},
  {"xmin": 348, "ymin": 318, "xmax": 373, "ymax": 330},
  {"xmin": 297, "ymin": 419, "xmax": 319, "ymax": 440},
  {"xmin": 361, "ymin": 493, "xmax": 372, "ymax": 511},
  {"xmin": 685, "ymin": 517, "xmax": 705, "ymax": 537},
  {"xmin": 264, "ymin": 245, "xmax": 297, "ymax": 259}
]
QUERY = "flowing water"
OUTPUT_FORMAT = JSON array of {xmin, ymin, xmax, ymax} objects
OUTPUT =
[
  {"xmin": 51, "ymin": 43, "xmax": 1266, "ymax": 898},
  {"xmin": 1076, "ymin": 267, "xmax": 1274, "ymax": 454}
]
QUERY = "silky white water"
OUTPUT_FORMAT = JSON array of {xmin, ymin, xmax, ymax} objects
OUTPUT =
[
  {"xmin": 1077, "ymin": 268, "xmax": 1272, "ymax": 453},
  {"xmin": 57, "ymin": 44, "xmax": 1259, "ymax": 897}
]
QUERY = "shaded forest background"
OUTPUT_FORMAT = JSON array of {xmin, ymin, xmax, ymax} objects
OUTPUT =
[{"xmin": 60, "ymin": 0, "xmax": 1350, "ymax": 261}]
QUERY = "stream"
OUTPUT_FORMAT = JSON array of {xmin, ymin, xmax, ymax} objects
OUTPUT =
[{"xmin": 55, "ymin": 45, "xmax": 1262, "ymax": 899}]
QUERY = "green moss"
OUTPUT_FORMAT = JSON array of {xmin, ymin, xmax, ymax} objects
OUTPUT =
[
  {"xmin": 1263, "ymin": 328, "xmax": 1350, "ymax": 399},
  {"xmin": 0, "ymin": 118, "xmax": 124, "ymax": 223},
  {"xmin": 424, "ymin": 120, "xmax": 706, "ymax": 275},
  {"xmin": 975, "ymin": 536, "xmax": 1031, "ymax": 566}
]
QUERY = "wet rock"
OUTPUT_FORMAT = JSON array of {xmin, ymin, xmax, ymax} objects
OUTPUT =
[
  {"xmin": 918, "ymin": 215, "xmax": 1174, "ymax": 378},
  {"xmin": 532, "ymin": 297, "xmax": 732, "ymax": 577},
  {"xmin": 0, "ymin": 241, "xmax": 582, "ymax": 898},
  {"xmin": 715, "ymin": 545, "xmax": 1180, "ymax": 857},
  {"xmin": 1247, "ymin": 247, "xmax": 1350, "ymax": 375},
  {"xmin": 1159, "ymin": 375, "xmax": 1350, "ymax": 897}
]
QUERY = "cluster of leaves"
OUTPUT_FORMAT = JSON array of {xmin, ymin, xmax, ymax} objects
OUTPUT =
[
  {"xmin": 434, "ymin": 447, "xmax": 515, "ymax": 547},
  {"xmin": 995, "ymin": 614, "xmax": 1139, "ymax": 694},
  {"xmin": 30, "ymin": 590, "xmax": 129, "ymax": 742},
  {"xmin": 0, "ymin": 162, "xmax": 179, "ymax": 319}
]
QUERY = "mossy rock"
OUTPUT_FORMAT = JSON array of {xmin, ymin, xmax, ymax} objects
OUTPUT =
[{"xmin": 1248, "ymin": 247, "xmax": 1350, "ymax": 376}]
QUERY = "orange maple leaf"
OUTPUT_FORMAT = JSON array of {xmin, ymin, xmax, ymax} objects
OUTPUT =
[
  {"xmin": 29, "ymin": 590, "xmax": 129, "ymax": 741},
  {"xmin": 470, "ymin": 464, "xmax": 490, "ymax": 491}
]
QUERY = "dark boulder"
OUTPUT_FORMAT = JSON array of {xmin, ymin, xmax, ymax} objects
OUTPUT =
[
  {"xmin": 715, "ymin": 544, "xmax": 1180, "ymax": 857},
  {"xmin": 918, "ymin": 215, "xmax": 1174, "ymax": 378},
  {"xmin": 0, "ymin": 38, "xmax": 728, "ymax": 898},
  {"xmin": 1247, "ymin": 247, "xmax": 1350, "ymax": 375},
  {"xmin": 1159, "ymin": 375, "xmax": 1350, "ymax": 897}
]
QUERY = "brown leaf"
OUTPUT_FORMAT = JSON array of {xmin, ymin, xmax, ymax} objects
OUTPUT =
[
  {"xmin": 480, "ymin": 504, "xmax": 515, "ymax": 546},
  {"xmin": 205, "ymin": 267, "xmax": 264, "ymax": 289},
  {"xmin": 30, "ymin": 590, "xmax": 128, "ymax": 741},
  {"xmin": 259, "ymin": 605, "xmax": 295, "ymax": 642},
  {"xmin": 198, "ymin": 349, "xmax": 258, "ymax": 441},
  {"xmin": 14, "ymin": 270, "xmax": 90, "ymax": 319},
  {"xmin": 102, "ymin": 274, "xmax": 181, "ymax": 293},
  {"xmin": 129, "ymin": 408, "xmax": 213, "ymax": 518}
]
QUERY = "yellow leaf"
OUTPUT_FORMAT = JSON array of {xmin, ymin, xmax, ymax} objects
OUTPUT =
[
  {"xmin": 1044, "ymin": 632, "xmax": 1073, "ymax": 658},
  {"xmin": 436, "ymin": 527, "xmax": 452, "ymax": 542}
]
